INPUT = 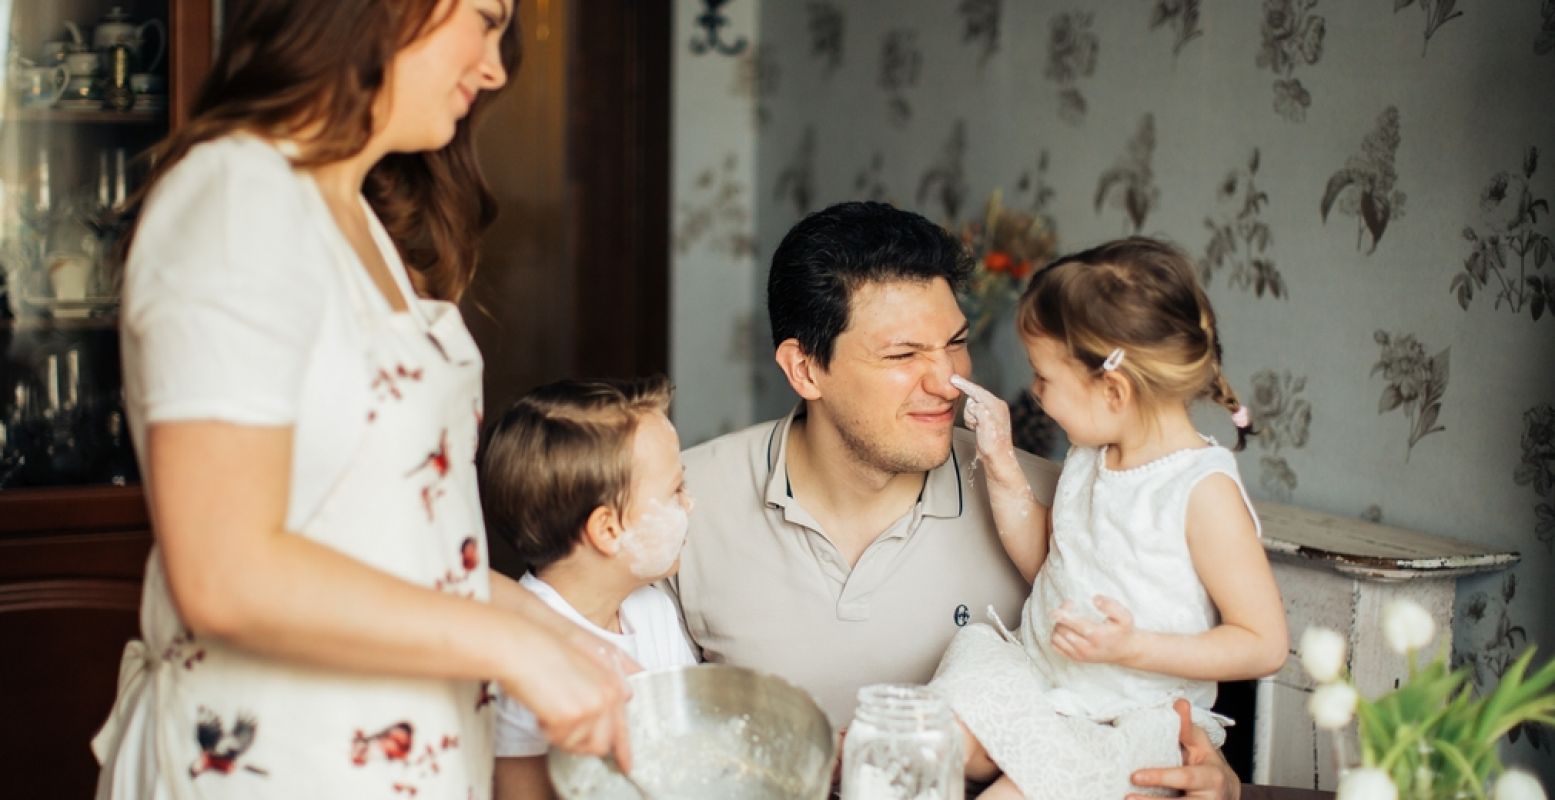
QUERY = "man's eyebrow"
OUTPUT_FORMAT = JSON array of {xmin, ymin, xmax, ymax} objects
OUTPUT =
[{"xmin": 881, "ymin": 323, "xmax": 972, "ymax": 351}]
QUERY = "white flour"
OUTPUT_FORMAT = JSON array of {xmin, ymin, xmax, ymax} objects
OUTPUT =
[{"xmin": 619, "ymin": 497, "xmax": 689, "ymax": 578}]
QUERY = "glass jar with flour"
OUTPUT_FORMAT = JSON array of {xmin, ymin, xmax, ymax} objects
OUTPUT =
[{"xmin": 840, "ymin": 684, "xmax": 964, "ymax": 800}]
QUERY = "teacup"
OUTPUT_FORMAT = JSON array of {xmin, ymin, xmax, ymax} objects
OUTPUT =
[
  {"xmin": 62, "ymin": 74, "xmax": 101, "ymax": 103},
  {"xmin": 16, "ymin": 65, "xmax": 68, "ymax": 107},
  {"xmin": 47, "ymin": 253, "xmax": 95, "ymax": 308},
  {"xmin": 64, "ymin": 50, "xmax": 101, "ymax": 77}
]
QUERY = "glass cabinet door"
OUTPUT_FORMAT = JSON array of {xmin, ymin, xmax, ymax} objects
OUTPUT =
[{"xmin": 0, "ymin": 0, "xmax": 175, "ymax": 489}]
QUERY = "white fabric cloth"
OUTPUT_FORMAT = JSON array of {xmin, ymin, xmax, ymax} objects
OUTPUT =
[
  {"xmin": 494, "ymin": 573, "xmax": 697, "ymax": 757},
  {"xmin": 94, "ymin": 135, "xmax": 494, "ymax": 798},
  {"xmin": 931, "ymin": 440, "xmax": 1258, "ymax": 799}
]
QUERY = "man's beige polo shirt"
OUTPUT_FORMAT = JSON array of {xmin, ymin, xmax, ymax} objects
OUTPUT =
[{"xmin": 668, "ymin": 406, "xmax": 1060, "ymax": 726}]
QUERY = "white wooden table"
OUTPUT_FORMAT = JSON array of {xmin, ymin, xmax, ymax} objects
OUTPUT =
[{"xmin": 1251, "ymin": 502, "xmax": 1520, "ymax": 791}]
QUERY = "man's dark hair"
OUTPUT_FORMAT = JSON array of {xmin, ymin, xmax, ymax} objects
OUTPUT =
[{"xmin": 767, "ymin": 201, "xmax": 973, "ymax": 368}]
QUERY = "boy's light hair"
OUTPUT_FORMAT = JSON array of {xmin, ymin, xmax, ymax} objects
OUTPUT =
[
  {"xmin": 478, "ymin": 376, "xmax": 673, "ymax": 573},
  {"xmin": 1017, "ymin": 237, "xmax": 1250, "ymax": 450}
]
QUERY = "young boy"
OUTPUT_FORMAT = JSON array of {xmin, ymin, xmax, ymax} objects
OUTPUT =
[{"xmin": 479, "ymin": 376, "xmax": 698, "ymax": 800}]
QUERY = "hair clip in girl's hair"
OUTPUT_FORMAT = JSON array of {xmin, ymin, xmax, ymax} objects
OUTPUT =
[
  {"xmin": 1101, "ymin": 347, "xmax": 1126, "ymax": 372},
  {"xmin": 1231, "ymin": 405, "xmax": 1251, "ymax": 428}
]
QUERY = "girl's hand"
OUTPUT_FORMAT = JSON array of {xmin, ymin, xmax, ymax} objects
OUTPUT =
[
  {"xmin": 1050, "ymin": 595, "xmax": 1137, "ymax": 665},
  {"xmin": 949, "ymin": 375, "xmax": 1021, "ymax": 486}
]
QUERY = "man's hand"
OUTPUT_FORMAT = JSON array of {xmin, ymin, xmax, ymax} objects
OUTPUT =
[
  {"xmin": 1050, "ymin": 596, "xmax": 1137, "ymax": 666},
  {"xmin": 1127, "ymin": 698, "xmax": 1240, "ymax": 800}
]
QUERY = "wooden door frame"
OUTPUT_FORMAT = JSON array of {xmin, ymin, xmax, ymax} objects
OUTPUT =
[{"xmin": 565, "ymin": 0, "xmax": 671, "ymax": 379}]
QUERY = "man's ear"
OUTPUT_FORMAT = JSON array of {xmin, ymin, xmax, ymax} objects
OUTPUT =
[
  {"xmin": 775, "ymin": 339, "xmax": 824, "ymax": 401},
  {"xmin": 582, "ymin": 505, "xmax": 623, "ymax": 557}
]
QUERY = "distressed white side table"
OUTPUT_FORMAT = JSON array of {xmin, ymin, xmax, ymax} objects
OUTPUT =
[{"xmin": 1250, "ymin": 502, "xmax": 1520, "ymax": 791}]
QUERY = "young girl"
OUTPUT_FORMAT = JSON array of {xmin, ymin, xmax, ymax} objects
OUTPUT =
[
  {"xmin": 479, "ymin": 377, "xmax": 699, "ymax": 800},
  {"xmin": 932, "ymin": 237, "xmax": 1289, "ymax": 800}
]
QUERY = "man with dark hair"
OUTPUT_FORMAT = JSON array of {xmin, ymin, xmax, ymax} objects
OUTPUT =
[
  {"xmin": 669, "ymin": 201, "xmax": 1241, "ymax": 800},
  {"xmin": 672, "ymin": 200, "xmax": 1046, "ymax": 721}
]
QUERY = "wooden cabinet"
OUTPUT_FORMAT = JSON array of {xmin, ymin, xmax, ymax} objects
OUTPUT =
[
  {"xmin": 0, "ymin": 487, "xmax": 152, "ymax": 798},
  {"xmin": 0, "ymin": 1, "xmax": 212, "ymax": 796},
  {"xmin": 1249, "ymin": 503, "xmax": 1520, "ymax": 791}
]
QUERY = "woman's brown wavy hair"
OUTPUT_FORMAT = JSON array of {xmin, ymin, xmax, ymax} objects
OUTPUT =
[{"xmin": 120, "ymin": 0, "xmax": 522, "ymax": 301}]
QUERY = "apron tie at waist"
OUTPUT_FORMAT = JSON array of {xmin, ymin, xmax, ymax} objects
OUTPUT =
[
  {"xmin": 92, "ymin": 639, "xmax": 157, "ymax": 764},
  {"xmin": 92, "ymin": 638, "xmax": 180, "ymax": 800}
]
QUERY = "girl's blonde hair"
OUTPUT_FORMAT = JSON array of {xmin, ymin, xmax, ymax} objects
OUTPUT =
[{"xmin": 1016, "ymin": 236, "xmax": 1250, "ymax": 449}]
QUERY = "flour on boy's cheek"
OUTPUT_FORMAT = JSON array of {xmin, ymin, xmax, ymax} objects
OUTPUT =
[{"xmin": 618, "ymin": 498, "xmax": 690, "ymax": 578}]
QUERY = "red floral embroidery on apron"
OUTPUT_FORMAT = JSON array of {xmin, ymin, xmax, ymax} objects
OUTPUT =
[{"xmin": 190, "ymin": 707, "xmax": 268, "ymax": 778}]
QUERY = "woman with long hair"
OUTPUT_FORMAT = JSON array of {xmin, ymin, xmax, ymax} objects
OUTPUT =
[{"xmin": 91, "ymin": 1, "xmax": 631, "ymax": 796}]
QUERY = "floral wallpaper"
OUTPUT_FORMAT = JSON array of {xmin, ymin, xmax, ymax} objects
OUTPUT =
[
  {"xmin": 1247, "ymin": 369, "xmax": 1311, "ymax": 499},
  {"xmin": 1321, "ymin": 106, "xmax": 1404, "ymax": 254},
  {"xmin": 670, "ymin": 0, "xmax": 1555, "ymax": 782},
  {"xmin": 1370, "ymin": 330, "xmax": 1449, "ymax": 461},
  {"xmin": 1045, "ymin": 11, "xmax": 1099, "ymax": 124},
  {"xmin": 1203, "ymin": 148, "xmax": 1286, "ymax": 299},
  {"xmin": 1518, "ymin": 403, "xmax": 1555, "ymax": 553},
  {"xmin": 1257, "ymin": 0, "xmax": 1326, "ymax": 122},
  {"xmin": 1453, "ymin": 147, "xmax": 1553, "ymax": 321},
  {"xmin": 671, "ymin": 0, "xmax": 762, "ymax": 444},
  {"xmin": 1148, "ymin": 0, "xmax": 1203, "ymax": 57},
  {"xmin": 879, "ymin": 28, "xmax": 924, "ymax": 126},
  {"xmin": 1094, "ymin": 113, "xmax": 1158, "ymax": 234}
]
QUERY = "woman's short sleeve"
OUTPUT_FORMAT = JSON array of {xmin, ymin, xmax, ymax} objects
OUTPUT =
[{"xmin": 122, "ymin": 138, "xmax": 331, "ymax": 426}]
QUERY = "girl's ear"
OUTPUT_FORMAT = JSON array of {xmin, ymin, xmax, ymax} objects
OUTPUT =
[
  {"xmin": 775, "ymin": 339, "xmax": 824, "ymax": 401},
  {"xmin": 582, "ymin": 505, "xmax": 623, "ymax": 557},
  {"xmin": 1100, "ymin": 370, "xmax": 1133, "ymax": 412}
]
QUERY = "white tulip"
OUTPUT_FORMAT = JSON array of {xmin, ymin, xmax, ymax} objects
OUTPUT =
[
  {"xmin": 1308, "ymin": 682, "xmax": 1359, "ymax": 730},
  {"xmin": 1301, "ymin": 627, "xmax": 1347, "ymax": 683},
  {"xmin": 1494, "ymin": 769, "xmax": 1548, "ymax": 800},
  {"xmin": 1381, "ymin": 599, "xmax": 1435, "ymax": 655},
  {"xmin": 1337, "ymin": 767, "xmax": 1399, "ymax": 800}
]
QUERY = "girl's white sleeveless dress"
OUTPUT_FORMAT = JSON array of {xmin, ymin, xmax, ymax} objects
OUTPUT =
[{"xmin": 931, "ymin": 440, "xmax": 1259, "ymax": 800}]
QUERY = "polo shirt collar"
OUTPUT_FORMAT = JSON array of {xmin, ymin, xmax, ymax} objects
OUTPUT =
[{"xmin": 764, "ymin": 403, "xmax": 964, "ymax": 519}]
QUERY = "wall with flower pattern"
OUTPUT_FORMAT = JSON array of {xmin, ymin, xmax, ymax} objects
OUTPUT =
[
  {"xmin": 670, "ymin": 0, "xmax": 1555, "ymax": 781},
  {"xmin": 670, "ymin": 0, "xmax": 762, "ymax": 447}
]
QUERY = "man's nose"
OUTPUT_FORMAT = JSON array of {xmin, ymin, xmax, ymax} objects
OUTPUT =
[{"xmin": 922, "ymin": 350, "xmax": 960, "ymax": 398}]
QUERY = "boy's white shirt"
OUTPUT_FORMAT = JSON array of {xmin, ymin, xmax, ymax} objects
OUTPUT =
[{"xmin": 493, "ymin": 571, "xmax": 698, "ymax": 757}]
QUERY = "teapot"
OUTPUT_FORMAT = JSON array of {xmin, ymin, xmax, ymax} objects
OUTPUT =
[{"xmin": 93, "ymin": 7, "xmax": 165, "ymax": 73}]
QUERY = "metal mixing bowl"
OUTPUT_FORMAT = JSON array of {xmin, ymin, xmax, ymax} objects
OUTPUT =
[{"xmin": 548, "ymin": 664, "xmax": 837, "ymax": 799}]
